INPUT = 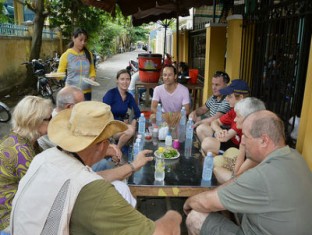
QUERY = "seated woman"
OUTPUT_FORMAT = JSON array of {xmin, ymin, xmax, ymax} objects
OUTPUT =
[
  {"xmin": 0, "ymin": 96, "xmax": 53, "ymax": 233},
  {"xmin": 178, "ymin": 62, "xmax": 189, "ymax": 77},
  {"xmin": 213, "ymin": 97, "xmax": 266, "ymax": 184},
  {"xmin": 103, "ymin": 69, "xmax": 141, "ymax": 149},
  {"xmin": 151, "ymin": 65, "xmax": 190, "ymax": 115}
]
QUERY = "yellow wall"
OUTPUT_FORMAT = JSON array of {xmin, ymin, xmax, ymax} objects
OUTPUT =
[
  {"xmin": 173, "ymin": 30, "xmax": 189, "ymax": 63},
  {"xmin": 14, "ymin": 1, "xmax": 24, "ymax": 25},
  {"xmin": 226, "ymin": 15, "xmax": 243, "ymax": 80},
  {"xmin": 0, "ymin": 36, "xmax": 63, "ymax": 93},
  {"xmin": 203, "ymin": 24, "xmax": 227, "ymax": 102},
  {"xmin": 296, "ymin": 38, "xmax": 312, "ymax": 170}
]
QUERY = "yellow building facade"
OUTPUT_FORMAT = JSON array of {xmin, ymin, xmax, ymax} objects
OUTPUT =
[{"xmin": 174, "ymin": 15, "xmax": 312, "ymax": 170}]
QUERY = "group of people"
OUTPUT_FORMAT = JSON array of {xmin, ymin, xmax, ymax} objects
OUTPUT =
[{"xmin": 1, "ymin": 27, "xmax": 312, "ymax": 234}]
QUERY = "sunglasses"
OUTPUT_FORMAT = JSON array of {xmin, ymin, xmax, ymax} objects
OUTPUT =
[{"xmin": 43, "ymin": 115, "xmax": 52, "ymax": 122}]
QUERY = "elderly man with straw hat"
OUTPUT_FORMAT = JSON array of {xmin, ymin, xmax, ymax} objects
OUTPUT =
[{"xmin": 10, "ymin": 101, "xmax": 182, "ymax": 234}]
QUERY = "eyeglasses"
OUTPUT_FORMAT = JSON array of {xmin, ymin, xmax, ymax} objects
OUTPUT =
[{"xmin": 43, "ymin": 115, "xmax": 52, "ymax": 122}]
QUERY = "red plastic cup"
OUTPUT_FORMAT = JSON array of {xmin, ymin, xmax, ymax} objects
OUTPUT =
[{"xmin": 189, "ymin": 69, "xmax": 199, "ymax": 84}]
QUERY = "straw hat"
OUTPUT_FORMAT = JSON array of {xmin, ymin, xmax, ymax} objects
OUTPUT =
[
  {"xmin": 48, "ymin": 101, "xmax": 127, "ymax": 152},
  {"xmin": 213, "ymin": 147, "xmax": 240, "ymax": 170}
]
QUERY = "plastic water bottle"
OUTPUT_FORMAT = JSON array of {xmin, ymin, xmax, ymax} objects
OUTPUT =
[
  {"xmin": 202, "ymin": 152, "xmax": 214, "ymax": 181},
  {"xmin": 186, "ymin": 117, "xmax": 194, "ymax": 141},
  {"xmin": 156, "ymin": 103, "xmax": 162, "ymax": 126},
  {"xmin": 184, "ymin": 138, "xmax": 192, "ymax": 158},
  {"xmin": 137, "ymin": 138, "xmax": 143, "ymax": 151},
  {"xmin": 165, "ymin": 133, "xmax": 172, "ymax": 147},
  {"xmin": 184, "ymin": 117, "xmax": 193, "ymax": 157},
  {"xmin": 133, "ymin": 139, "xmax": 140, "ymax": 160},
  {"xmin": 152, "ymin": 126, "xmax": 159, "ymax": 146},
  {"xmin": 138, "ymin": 113, "xmax": 146, "ymax": 136},
  {"xmin": 137, "ymin": 134, "xmax": 144, "ymax": 150},
  {"xmin": 178, "ymin": 107, "xmax": 186, "ymax": 143},
  {"xmin": 155, "ymin": 147, "xmax": 165, "ymax": 181}
]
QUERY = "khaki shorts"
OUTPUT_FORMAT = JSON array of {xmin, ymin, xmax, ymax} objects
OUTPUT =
[{"xmin": 200, "ymin": 213, "xmax": 243, "ymax": 235}]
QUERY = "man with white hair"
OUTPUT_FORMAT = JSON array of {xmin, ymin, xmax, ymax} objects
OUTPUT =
[
  {"xmin": 38, "ymin": 86, "xmax": 122, "ymax": 170},
  {"xmin": 11, "ymin": 101, "xmax": 182, "ymax": 234},
  {"xmin": 213, "ymin": 97, "xmax": 266, "ymax": 184}
]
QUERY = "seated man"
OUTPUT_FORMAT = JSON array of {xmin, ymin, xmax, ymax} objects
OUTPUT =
[
  {"xmin": 11, "ymin": 101, "xmax": 182, "ymax": 234},
  {"xmin": 213, "ymin": 97, "xmax": 266, "ymax": 184},
  {"xmin": 37, "ymin": 86, "xmax": 143, "ymax": 206},
  {"xmin": 38, "ymin": 86, "xmax": 122, "ymax": 170},
  {"xmin": 201, "ymin": 79, "xmax": 250, "ymax": 155},
  {"xmin": 151, "ymin": 65, "xmax": 190, "ymax": 115},
  {"xmin": 184, "ymin": 110, "xmax": 312, "ymax": 235},
  {"xmin": 189, "ymin": 71, "xmax": 231, "ymax": 142}
]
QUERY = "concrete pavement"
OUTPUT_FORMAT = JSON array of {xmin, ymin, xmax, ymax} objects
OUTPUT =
[{"xmin": 92, "ymin": 49, "xmax": 146, "ymax": 101}]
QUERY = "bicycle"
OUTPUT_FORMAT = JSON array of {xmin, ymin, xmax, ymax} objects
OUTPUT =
[
  {"xmin": 21, "ymin": 59, "xmax": 55, "ymax": 104},
  {"xmin": 0, "ymin": 101, "xmax": 11, "ymax": 123}
]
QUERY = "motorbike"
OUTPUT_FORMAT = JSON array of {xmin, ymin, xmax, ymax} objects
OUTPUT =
[
  {"xmin": 93, "ymin": 52, "xmax": 102, "ymax": 69},
  {"xmin": 0, "ymin": 101, "xmax": 11, "ymax": 123},
  {"xmin": 21, "ymin": 59, "xmax": 55, "ymax": 104},
  {"xmin": 126, "ymin": 60, "xmax": 138, "ymax": 75}
]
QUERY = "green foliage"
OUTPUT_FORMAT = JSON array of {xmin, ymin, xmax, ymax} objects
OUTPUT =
[
  {"xmin": 130, "ymin": 27, "xmax": 149, "ymax": 43},
  {"xmin": 48, "ymin": 0, "xmax": 150, "ymax": 56},
  {"xmin": 48, "ymin": 0, "xmax": 103, "ymax": 38},
  {"xmin": 0, "ymin": 0, "xmax": 10, "ymax": 23}
]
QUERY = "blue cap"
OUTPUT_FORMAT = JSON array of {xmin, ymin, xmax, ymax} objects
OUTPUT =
[{"xmin": 219, "ymin": 79, "xmax": 250, "ymax": 95}]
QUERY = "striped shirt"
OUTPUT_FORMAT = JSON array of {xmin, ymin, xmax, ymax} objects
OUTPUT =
[{"xmin": 205, "ymin": 95, "xmax": 230, "ymax": 117}]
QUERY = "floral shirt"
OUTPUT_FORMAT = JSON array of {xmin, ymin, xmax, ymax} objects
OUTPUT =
[{"xmin": 0, "ymin": 132, "xmax": 39, "ymax": 230}]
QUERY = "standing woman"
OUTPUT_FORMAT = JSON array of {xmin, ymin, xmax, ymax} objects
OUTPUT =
[
  {"xmin": 103, "ymin": 69, "xmax": 141, "ymax": 149},
  {"xmin": 57, "ymin": 28, "xmax": 96, "ymax": 100},
  {"xmin": 0, "ymin": 96, "xmax": 53, "ymax": 234}
]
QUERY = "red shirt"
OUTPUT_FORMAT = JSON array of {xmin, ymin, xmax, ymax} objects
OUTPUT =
[{"xmin": 219, "ymin": 108, "xmax": 242, "ymax": 145}]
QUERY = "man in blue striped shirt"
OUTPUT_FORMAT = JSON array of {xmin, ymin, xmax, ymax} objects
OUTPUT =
[{"xmin": 189, "ymin": 71, "xmax": 230, "ymax": 142}]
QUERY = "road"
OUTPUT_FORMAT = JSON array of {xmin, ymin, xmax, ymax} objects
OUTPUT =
[
  {"xmin": 0, "ymin": 49, "xmax": 145, "ymax": 139},
  {"xmin": 92, "ymin": 48, "xmax": 145, "ymax": 101}
]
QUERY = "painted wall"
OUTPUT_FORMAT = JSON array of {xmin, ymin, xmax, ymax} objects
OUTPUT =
[
  {"xmin": 173, "ymin": 30, "xmax": 189, "ymax": 63},
  {"xmin": 203, "ymin": 24, "xmax": 227, "ymax": 102},
  {"xmin": 0, "ymin": 36, "xmax": 63, "ymax": 94},
  {"xmin": 297, "ymin": 38, "xmax": 312, "ymax": 170},
  {"xmin": 225, "ymin": 15, "xmax": 243, "ymax": 81}
]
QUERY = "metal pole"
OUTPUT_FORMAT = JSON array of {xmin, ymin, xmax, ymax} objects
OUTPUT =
[
  {"xmin": 176, "ymin": 13, "xmax": 179, "ymax": 67},
  {"xmin": 213, "ymin": 0, "xmax": 216, "ymax": 23},
  {"xmin": 164, "ymin": 24, "xmax": 167, "ymax": 58}
]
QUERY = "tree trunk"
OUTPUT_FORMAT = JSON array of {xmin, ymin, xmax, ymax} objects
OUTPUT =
[{"xmin": 23, "ymin": 0, "xmax": 46, "ymax": 89}]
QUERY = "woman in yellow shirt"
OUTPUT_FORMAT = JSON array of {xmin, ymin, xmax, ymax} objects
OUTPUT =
[{"xmin": 58, "ymin": 28, "xmax": 96, "ymax": 100}]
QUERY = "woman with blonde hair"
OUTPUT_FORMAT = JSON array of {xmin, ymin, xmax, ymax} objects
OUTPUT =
[{"xmin": 0, "ymin": 96, "xmax": 53, "ymax": 234}]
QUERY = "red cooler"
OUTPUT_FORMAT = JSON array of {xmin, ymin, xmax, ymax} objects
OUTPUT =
[{"xmin": 138, "ymin": 53, "xmax": 162, "ymax": 83}]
